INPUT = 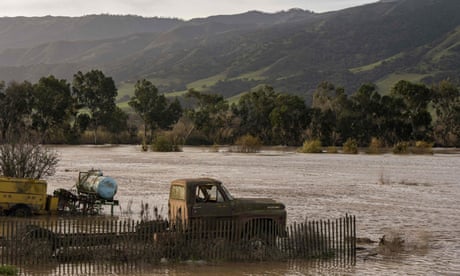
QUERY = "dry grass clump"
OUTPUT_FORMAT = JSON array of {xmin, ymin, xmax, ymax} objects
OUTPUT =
[
  {"xmin": 392, "ymin": 141, "xmax": 410, "ymax": 154},
  {"xmin": 233, "ymin": 134, "xmax": 262, "ymax": 153},
  {"xmin": 299, "ymin": 139, "xmax": 323, "ymax": 153},
  {"xmin": 367, "ymin": 137, "xmax": 383, "ymax": 154},
  {"xmin": 378, "ymin": 232, "xmax": 405, "ymax": 255},
  {"xmin": 412, "ymin": 141, "xmax": 433, "ymax": 154},
  {"xmin": 343, "ymin": 138, "xmax": 358, "ymax": 154},
  {"xmin": 151, "ymin": 136, "xmax": 181, "ymax": 152}
]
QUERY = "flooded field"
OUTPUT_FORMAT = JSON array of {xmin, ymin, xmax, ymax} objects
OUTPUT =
[{"xmin": 35, "ymin": 145, "xmax": 460, "ymax": 274}]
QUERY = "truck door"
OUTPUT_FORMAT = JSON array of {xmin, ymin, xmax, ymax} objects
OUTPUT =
[
  {"xmin": 191, "ymin": 183, "xmax": 232, "ymax": 218},
  {"xmin": 169, "ymin": 184, "xmax": 187, "ymax": 225}
]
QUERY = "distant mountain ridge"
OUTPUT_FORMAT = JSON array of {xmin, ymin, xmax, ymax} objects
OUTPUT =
[{"xmin": 0, "ymin": 0, "xmax": 459, "ymax": 101}]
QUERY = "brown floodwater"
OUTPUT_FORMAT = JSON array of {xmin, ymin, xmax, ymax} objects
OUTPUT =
[{"xmin": 17, "ymin": 145, "xmax": 460, "ymax": 275}]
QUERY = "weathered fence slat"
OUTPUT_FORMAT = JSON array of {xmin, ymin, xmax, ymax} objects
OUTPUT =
[{"xmin": 0, "ymin": 215, "xmax": 356, "ymax": 270}]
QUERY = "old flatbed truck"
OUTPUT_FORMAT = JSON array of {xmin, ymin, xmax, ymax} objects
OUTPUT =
[
  {"xmin": 167, "ymin": 178, "xmax": 287, "ymax": 237},
  {"xmin": 2, "ymin": 177, "xmax": 287, "ymax": 259}
]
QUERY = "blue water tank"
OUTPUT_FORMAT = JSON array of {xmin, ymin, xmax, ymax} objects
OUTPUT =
[{"xmin": 77, "ymin": 173, "xmax": 118, "ymax": 200}]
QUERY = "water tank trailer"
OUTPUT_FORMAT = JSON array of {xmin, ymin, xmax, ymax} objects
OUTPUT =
[{"xmin": 76, "ymin": 169, "xmax": 118, "ymax": 200}]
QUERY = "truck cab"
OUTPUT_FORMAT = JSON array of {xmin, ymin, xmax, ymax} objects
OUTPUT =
[{"xmin": 168, "ymin": 178, "xmax": 286, "ymax": 234}]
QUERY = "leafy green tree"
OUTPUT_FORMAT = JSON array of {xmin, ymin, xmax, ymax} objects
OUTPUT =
[
  {"xmin": 159, "ymin": 97, "xmax": 183, "ymax": 130},
  {"xmin": 311, "ymin": 82, "xmax": 349, "ymax": 145},
  {"xmin": 0, "ymin": 81, "xmax": 34, "ymax": 141},
  {"xmin": 102, "ymin": 106, "xmax": 129, "ymax": 133},
  {"xmin": 233, "ymin": 85, "xmax": 278, "ymax": 144},
  {"xmin": 378, "ymin": 95, "xmax": 411, "ymax": 145},
  {"xmin": 31, "ymin": 76, "xmax": 74, "ymax": 142},
  {"xmin": 269, "ymin": 93, "xmax": 309, "ymax": 146},
  {"xmin": 391, "ymin": 80, "xmax": 432, "ymax": 141},
  {"xmin": 431, "ymin": 80, "xmax": 460, "ymax": 146},
  {"xmin": 72, "ymin": 70, "xmax": 117, "ymax": 144},
  {"xmin": 346, "ymin": 83, "xmax": 383, "ymax": 145},
  {"xmin": 129, "ymin": 79, "xmax": 162, "ymax": 142},
  {"xmin": 185, "ymin": 89, "xmax": 232, "ymax": 144},
  {"xmin": 129, "ymin": 79, "xmax": 182, "ymax": 142}
]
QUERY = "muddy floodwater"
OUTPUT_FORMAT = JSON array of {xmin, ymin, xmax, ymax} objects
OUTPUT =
[{"xmin": 36, "ymin": 145, "xmax": 460, "ymax": 275}]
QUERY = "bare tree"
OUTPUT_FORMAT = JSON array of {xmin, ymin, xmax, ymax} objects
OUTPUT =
[{"xmin": 0, "ymin": 140, "xmax": 59, "ymax": 179}]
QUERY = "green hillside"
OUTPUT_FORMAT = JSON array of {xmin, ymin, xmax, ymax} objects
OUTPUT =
[{"xmin": 0, "ymin": 0, "xmax": 459, "ymax": 103}]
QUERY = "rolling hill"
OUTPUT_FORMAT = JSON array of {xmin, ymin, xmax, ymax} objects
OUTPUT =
[{"xmin": 0, "ymin": 0, "xmax": 459, "ymax": 103}]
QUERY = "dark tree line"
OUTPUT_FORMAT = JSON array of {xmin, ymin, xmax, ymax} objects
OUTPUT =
[
  {"xmin": 1, "ymin": 70, "xmax": 459, "ymax": 147},
  {"xmin": 0, "ymin": 71, "xmax": 182, "ymax": 145},
  {"xmin": 186, "ymin": 80, "xmax": 460, "ymax": 147}
]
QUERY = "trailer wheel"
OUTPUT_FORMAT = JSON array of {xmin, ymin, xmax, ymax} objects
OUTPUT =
[{"xmin": 10, "ymin": 205, "xmax": 32, "ymax": 217}]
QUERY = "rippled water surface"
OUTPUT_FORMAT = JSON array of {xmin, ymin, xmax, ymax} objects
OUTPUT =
[{"xmin": 36, "ymin": 146, "xmax": 460, "ymax": 275}]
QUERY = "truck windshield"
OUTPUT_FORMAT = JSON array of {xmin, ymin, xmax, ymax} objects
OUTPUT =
[{"xmin": 221, "ymin": 185, "xmax": 234, "ymax": 201}]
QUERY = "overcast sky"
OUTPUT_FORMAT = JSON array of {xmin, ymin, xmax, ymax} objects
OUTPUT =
[{"xmin": 0, "ymin": 0, "xmax": 378, "ymax": 19}]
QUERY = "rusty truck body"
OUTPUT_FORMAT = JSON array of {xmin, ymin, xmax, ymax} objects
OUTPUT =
[{"xmin": 168, "ymin": 178, "xmax": 287, "ymax": 236}]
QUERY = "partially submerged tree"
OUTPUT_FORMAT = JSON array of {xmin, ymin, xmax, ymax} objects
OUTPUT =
[
  {"xmin": 31, "ymin": 76, "xmax": 75, "ymax": 143},
  {"xmin": 391, "ymin": 80, "xmax": 432, "ymax": 141},
  {"xmin": 0, "ymin": 81, "xmax": 34, "ymax": 141},
  {"xmin": 129, "ymin": 79, "xmax": 182, "ymax": 143},
  {"xmin": 431, "ymin": 79, "xmax": 460, "ymax": 146},
  {"xmin": 186, "ymin": 89, "xmax": 233, "ymax": 144},
  {"xmin": 72, "ymin": 70, "xmax": 118, "ymax": 144}
]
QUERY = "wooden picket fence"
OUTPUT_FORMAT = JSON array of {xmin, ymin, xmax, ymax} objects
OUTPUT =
[{"xmin": 0, "ymin": 215, "xmax": 355, "ymax": 269}]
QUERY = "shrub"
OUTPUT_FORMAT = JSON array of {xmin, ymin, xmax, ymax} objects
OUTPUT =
[
  {"xmin": 412, "ymin": 141, "xmax": 433, "ymax": 154},
  {"xmin": 151, "ymin": 136, "xmax": 181, "ymax": 152},
  {"xmin": 233, "ymin": 134, "xmax": 262, "ymax": 153},
  {"xmin": 367, "ymin": 137, "xmax": 383, "ymax": 154},
  {"xmin": 0, "ymin": 265, "xmax": 18, "ymax": 276},
  {"xmin": 392, "ymin": 142, "xmax": 409, "ymax": 154},
  {"xmin": 343, "ymin": 138, "xmax": 358, "ymax": 154},
  {"xmin": 299, "ymin": 139, "xmax": 323, "ymax": 153}
]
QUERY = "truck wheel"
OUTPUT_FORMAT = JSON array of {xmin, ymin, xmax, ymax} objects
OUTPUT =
[
  {"xmin": 17, "ymin": 225, "xmax": 56, "ymax": 260},
  {"xmin": 11, "ymin": 205, "xmax": 32, "ymax": 217}
]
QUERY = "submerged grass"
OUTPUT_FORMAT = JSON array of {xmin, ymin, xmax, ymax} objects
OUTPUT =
[{"xmin": 0, "ymin": 265, "xmax": 18, "ymax": 276}]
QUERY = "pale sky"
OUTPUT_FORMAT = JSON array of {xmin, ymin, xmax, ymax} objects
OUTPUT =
[{"xmin": 0, "ymin": 0, "xmax": 378, "ymax": 19}]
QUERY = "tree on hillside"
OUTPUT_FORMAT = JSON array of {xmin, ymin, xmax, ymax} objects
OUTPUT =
[
  {"xmin": 72, "ymin": 70, "xmax": 117, "ymax": 144},
  {"xmin": 31, "ymin": 76, "xmax": 75, "ymax": 143},
  {"xmin": 129, "ymin": 79, "xmax": 182, "ymax": 143}
]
